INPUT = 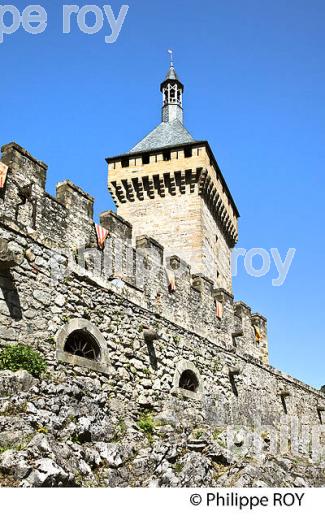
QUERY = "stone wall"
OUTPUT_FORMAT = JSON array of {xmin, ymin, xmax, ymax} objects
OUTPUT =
[
  {"xmin": 201, "ymin": 198, "xmax": 232, "ymax": 292},
  {"xmin": 0, "ymin": 143, "xmax": 96, "ymax": 251},
  {"xmin": 0, "ymin": 142, "xmax": 324, "ymax": 440}
]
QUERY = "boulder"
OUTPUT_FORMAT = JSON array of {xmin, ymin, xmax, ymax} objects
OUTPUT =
[{"xmin": 0, "ymin": 370, "xmax": 35, "ymax": 397}]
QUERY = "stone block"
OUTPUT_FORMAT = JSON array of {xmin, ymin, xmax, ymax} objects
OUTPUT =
[
  {"xmin": 56, "ymin": 180, "xmax": 94, "ymax": 219},
  {"xmin": 136, "ymin": 235, "xmax": 164, "ymax": 265},
  {"xmin": 100, "ymin": 210, "xmax": 132, "ymax": 241}
]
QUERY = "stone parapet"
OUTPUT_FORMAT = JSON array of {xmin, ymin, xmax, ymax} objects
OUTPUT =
[{"xmin": 0, "ymin": 142, "xmax": 268, "ymax": 365}]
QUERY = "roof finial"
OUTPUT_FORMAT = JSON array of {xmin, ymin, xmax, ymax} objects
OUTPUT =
[{"xmin": 168, "ymin": 49, "xmax": 174, "ymax": 67}]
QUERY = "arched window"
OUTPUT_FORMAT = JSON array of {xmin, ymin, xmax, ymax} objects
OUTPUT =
[
  {"xmin": 172, "ymin": 360, "xmax": 203, "ymax": 398},
  {"xmin": 64, "ymin": 329, "xmax": 100, "ymax": 360},
  {"xmin": 179, "ymin": 370, "xmax": 199, "ymax": 393},
  {"xmin": 56, "ymin": 318, "xmax": 109, "ymax": 374}
]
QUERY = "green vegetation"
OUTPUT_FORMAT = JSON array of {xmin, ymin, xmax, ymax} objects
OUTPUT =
[
  {"xmin": 213, "ymin": 428, "xmax": 226, "ymax": 447},
  {"xmin": 113, "ymin": 419, "xmax": 127, "ymax": 441},
  {"xmin": 36, "ymin": 425, "xmax": 48, "ymax": 434},
  {"xmin": 70, "ymin": 433, "xmax": 82, "ymax": 444},
  {"xmin": 0, "ymin": 401, "xmax": 27, "ymax": 416},
  {"xmin": 213, "ymin": 428, "xmax": 224, "ymax": 440},
  {"xmin": 174, "ymin": 462, "xmax": 183, "ymax": 474},
  {"xmin": 0, "ymin": 433, "xmax": 35, "ymax": 453},
  {"xmin": 0, "ymin": 344, "xmax": 47, "ymax": 377},
  {"xmin": 137, "ymin": 413, "xmax": 155, "ymax": 441}
]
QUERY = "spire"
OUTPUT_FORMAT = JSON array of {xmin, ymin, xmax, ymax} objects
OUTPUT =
[
  {"xmin": 168, "ymin": 49, "xmax": 174, "ymax": 66},
  {"xmin": 165, "ymin": 64, "xmax": 179, "ymax": 81},
  {"xmin": 160, "ymin": 50, "xmax": 184, "ymax": 124}
]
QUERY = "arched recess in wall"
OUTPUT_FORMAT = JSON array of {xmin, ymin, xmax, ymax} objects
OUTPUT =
[
  {"xmin": 55, "ymin": 318, "xmax": 110, "ymax": 375},
  {"xmin": 179, "ymin": 369, "xmax": 199, "ymax": 392},
  {"xmin": 172, "ymin": 360, "xmax": 203, "ymax": 398},
  {"xmin": 64, "ymin": 329, "xmax": 100, "ymax": 360}
]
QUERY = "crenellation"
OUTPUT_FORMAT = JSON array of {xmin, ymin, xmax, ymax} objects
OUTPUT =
[
  {"xmin": 166, "ymin": 254, "xmax": 191, "ymax": 276},
  {"xmin": 0, "ymin": 144, "xmax": 99, "ymax": 251},
  {"xmin": 251, "ymin": 312, "xmax": 269, "ymax": 364},
  {"xmin": 191, "ymin": 273, "xmax": 214, "ymax": 295},
  {"xmin": 1, "ymin": 142, "xmax": 47, "ymax": 184},
  {"xmin": 0, "ymin": 202, "xmax": 324, "ymax": 434},
  {"xmin": 100, "ymin": 210, "xmax": 132, "ymax": 242},
  {"xmin": 136, "ymin": 235, "xmax": 164, "ymax": 265},
  {"xmin": 56, "ymin": 180, "xmax": 94, "ymax": 217},
  {"xmin": 0, "ymin": 148, "xmax": 270, "ymax": 367},
  {"xmin": 0, "ymin": 143, "xmax": 47, "ymax": 231},
  {"xmin": 0, "ymin": 60, "xmax": 323, "ymax": 489}
]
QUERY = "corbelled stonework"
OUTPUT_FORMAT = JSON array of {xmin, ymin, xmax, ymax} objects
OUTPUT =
[
  {"xmin": 0, "ymin": 140, "xmax": 324, "ymax": 487},
  {"xmin": 0, "ymin": 66, "xmax": 323, "ymax": 488}
]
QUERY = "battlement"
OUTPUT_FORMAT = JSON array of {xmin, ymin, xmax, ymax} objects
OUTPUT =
[
  {"xmin": 0, "ymin": 142, "xmax": 268, "ymax": 365},
  {"xmin": 56, "ymin": 180, "xmax": 94, "ymax": 216},
  {"xmin": 1, "ymin": 142, "xmax": 48, "ymax": 177},
  {"xmin": 2, "ymin": 140, "xmax": 325, "ymax": 444},
  {"xmin": 0, "ymin": 142, "xmax": 96, "ymax": 250}
]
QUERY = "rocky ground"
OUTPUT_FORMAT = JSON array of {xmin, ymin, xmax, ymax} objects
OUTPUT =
[{"xmin": 0, "ymin": 368, "xmax": 324, "ymax": 488}]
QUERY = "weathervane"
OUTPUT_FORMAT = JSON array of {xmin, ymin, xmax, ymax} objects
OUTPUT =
[{"xmin": 168, "ymin": 49, "xmax": 174, "ymax": 66}]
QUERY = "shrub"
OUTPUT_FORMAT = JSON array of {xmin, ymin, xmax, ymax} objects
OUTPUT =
[
  {"xmin": 137, "ymin": 413, "xmax": 155, "ymax": 435},
  {"xmin": 0, "ymin": 344, "xmax": 47, "ymax": 377}
]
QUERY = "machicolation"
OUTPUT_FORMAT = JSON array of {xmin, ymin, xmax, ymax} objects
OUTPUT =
[{"xmin": 0, "ymin": 61, "xmax": 324, "ymax": 488}]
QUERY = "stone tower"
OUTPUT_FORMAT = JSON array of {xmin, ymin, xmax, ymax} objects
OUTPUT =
[{"xmin": 107, "ymin": 62, "xmax": 239, "ymax": 292}]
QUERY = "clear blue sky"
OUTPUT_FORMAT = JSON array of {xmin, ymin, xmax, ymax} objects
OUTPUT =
[{"xmin": 1, "ymin": 1, "xmax": 324, "ymax": 387}]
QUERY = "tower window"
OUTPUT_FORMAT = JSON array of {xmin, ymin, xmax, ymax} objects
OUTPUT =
[
  {"xmin": 163, "ymin": 150, "xmax": 171, "ymax": 161},
  {"xmin": 184, "ymin": 146, "xmax": 192, "ymax": 158},
  {"xmin": 121, "ymin": 158, "xmax": 129, "ymax": 168},
  {"xmin": 142, "ymin": 153, "xmax": 150, "ymax": 165}
]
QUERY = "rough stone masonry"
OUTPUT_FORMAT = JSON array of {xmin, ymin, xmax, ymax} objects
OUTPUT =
[{"xmin": 0, "ymin": 63, "xmax": 324, "ymax": 487}]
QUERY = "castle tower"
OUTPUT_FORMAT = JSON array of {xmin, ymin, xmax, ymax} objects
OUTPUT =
[{"xmin": 107, "ymin": 59, "xmax": 239, "ymax": 292}]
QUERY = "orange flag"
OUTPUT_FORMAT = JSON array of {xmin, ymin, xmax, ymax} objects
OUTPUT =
[
  {"xmin": 216, "ymin": 301, "xmax": 223, "ymax": 320},
  {"xmin": 95, "ymin": 223, "xmax": 109, "ymax": 250},
  {"xmin": 167, "ymin": 270, "xmax": 176, "ymax": 293}
]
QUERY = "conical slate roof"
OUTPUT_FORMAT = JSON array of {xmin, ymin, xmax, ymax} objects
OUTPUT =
[
  {"xmin": 129, "ymin": 119, "xmax": 195, "ymax": 153},
  {"xmin": 165, "ymin": 65, "xmax": 179, "ymax": 81}
]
